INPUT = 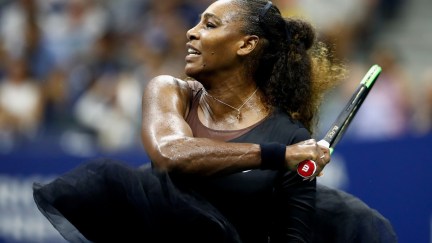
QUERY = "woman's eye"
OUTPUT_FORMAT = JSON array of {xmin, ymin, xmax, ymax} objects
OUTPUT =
[{"xmin": 205, "ymin": 22, "xmax": 216, "ymax": 28}]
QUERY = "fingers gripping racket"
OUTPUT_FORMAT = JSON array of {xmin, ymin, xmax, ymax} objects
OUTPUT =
[{"xmin": 297, "ymin": 64, "xmax": 382, "ymax": 179}]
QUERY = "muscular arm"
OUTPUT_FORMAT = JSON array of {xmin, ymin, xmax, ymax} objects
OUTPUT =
[
  {"xmin": 141, "ymin": 75, "xmax": 261, "ymax": 176},
  {"xmin": 141, "ymin": 75, "xmax": 328, "ymax": 176}
]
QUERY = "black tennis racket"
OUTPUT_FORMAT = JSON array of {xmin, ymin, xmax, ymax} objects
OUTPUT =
[{"xmin": 297, "ymin": 64, "xmax": 382, "ymax": 179}]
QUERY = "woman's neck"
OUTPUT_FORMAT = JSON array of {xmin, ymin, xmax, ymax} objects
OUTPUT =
[{"xmin": 198, "ymin": 87, "xmax": 270, "ymax": 130}]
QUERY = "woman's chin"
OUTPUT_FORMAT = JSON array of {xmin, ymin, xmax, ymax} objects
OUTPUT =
[{"xmin": 184, "ymin": 67, "xmax": 198, "ymax": 79}]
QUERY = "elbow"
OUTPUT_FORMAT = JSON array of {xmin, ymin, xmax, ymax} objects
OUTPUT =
[
  {"xmin": 151, "ymin": 153, "xmax": 176, "ymax": 172},
  {"xmin": 149, "ymin": 140, "xmax": 187, "ymax": 173}
]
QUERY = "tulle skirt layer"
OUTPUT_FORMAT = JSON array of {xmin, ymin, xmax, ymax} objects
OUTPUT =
[{"xmin": 33, "ymin": 158, "xmax": 241, "ymax": 243}]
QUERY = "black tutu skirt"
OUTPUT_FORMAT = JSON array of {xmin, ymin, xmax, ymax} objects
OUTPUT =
[
  {"xmin": 313, "ymin": 184, "xmax": 397, "ymax": 243},
  {"xmin": 33, "ymin": 158, "xmax": 397, "ymax": 243},
  {"xmin": 33, "ymin": 158, "xmax": 242, "ymax": 243}
]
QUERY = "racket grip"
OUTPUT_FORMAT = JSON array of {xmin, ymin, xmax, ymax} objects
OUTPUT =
[{"xmin": 296, "ymin": 140, "xmax": 330, "ymax": 179}]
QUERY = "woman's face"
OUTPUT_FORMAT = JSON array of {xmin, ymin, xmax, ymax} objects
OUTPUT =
[{"xmin": 185, "ymin": 0, "xmax": 247, "ymax": 79}]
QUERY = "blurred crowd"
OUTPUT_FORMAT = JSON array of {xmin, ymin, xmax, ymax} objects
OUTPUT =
[{"xmin": 0, "ymin": 0, "xmax": 430, "ymax": 154}]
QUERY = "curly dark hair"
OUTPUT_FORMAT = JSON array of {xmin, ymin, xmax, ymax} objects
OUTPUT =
[{"xmin": 232, "ymin": 0, "xmax": 346, "ymax": 134}]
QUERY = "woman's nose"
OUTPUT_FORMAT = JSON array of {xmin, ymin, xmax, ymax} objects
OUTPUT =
[{"xmin": 186, "ymin": 26, "xmax": 198, "ymax": 40}]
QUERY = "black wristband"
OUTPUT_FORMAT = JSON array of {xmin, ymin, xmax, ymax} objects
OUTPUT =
[{"xmin": 260, "ymin": 143, "xmax": 286, "ymax": 170}]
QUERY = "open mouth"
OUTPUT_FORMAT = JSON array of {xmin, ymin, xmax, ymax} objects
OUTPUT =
[{"xmin": 187, "ymin": 47, "xmax": 201, "ymax": 56}]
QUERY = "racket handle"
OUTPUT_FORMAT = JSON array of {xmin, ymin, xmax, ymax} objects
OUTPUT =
[{"xmin": 297, "ymin": 140, "xmax": 330, "ymax": 179}]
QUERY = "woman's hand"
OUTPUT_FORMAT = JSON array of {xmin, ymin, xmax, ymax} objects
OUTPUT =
[{"xmin": 285, "ymin": 139, "xmax": 330, "ymax": 178}]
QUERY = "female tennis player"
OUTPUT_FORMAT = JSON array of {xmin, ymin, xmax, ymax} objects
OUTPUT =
[{"xmin": 33, "ymin": 1, "xmax": 397, "ymax": 242}]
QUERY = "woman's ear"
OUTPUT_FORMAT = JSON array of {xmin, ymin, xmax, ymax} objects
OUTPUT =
[{"xmin": 237, "ymin": 35, "xmax": 259, "ymax": 56}]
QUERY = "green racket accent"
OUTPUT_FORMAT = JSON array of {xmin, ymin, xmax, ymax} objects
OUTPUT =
[{"xmin": 361, "ymin": 64, "xmax": 382, "ymax": 88}]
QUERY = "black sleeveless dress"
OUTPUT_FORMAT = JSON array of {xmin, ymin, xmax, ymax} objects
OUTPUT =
[
  {"xmin": 33, "ymin": 84, "xmax": 397, "ymax": 243},
  {"xmin": 33, "ymin": 110, "xmax": 316, "ymax": 242}
]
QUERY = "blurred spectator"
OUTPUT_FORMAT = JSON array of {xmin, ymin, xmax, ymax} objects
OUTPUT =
[
  {"xmin": 104, "ymin": 0, "xmax": 150, "ymax": 35},
  {"xmin": 71, "ymin": 30, "xmax": 142, "ymax": 151},
  {"xmin": 41, "ymin": 68, "xmax": 71, "ymax": 133},
  {"xmin": 73, "ymin": 72, "xmax": 142, "ymax": 152},
  {"xmin": 0, "ymin": 0, "xmax": 32, "ymax": 59},
  {"xmin": 412, "ymin": 68, "xmax": 432, "ymax": 135},
  {"xmin": 130, "ymin": 0, "xmax": 191, "ymax": 79},
  {"xmin": 0, "ymin": 58, "xmax": 44, "ymax": 151},
  {"xmin": 39, "ymin": 0, "xmax": 110, "ymax": 69},
  {"xmin": 0, "ymin": 0, "xmax": 55, "ymax": 80}
]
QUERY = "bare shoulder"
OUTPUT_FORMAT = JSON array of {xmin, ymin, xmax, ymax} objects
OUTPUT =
[
  {"xmin": 145, "ymin": 75, "xmax": 203, "ymax": 102},
  {"xmin": 143, "ymin": 75, "xmax": 195, "ymax": 118},
  {"xmin": 146, "ymin": 75, "xmax": 190, "ymax": 91}
]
